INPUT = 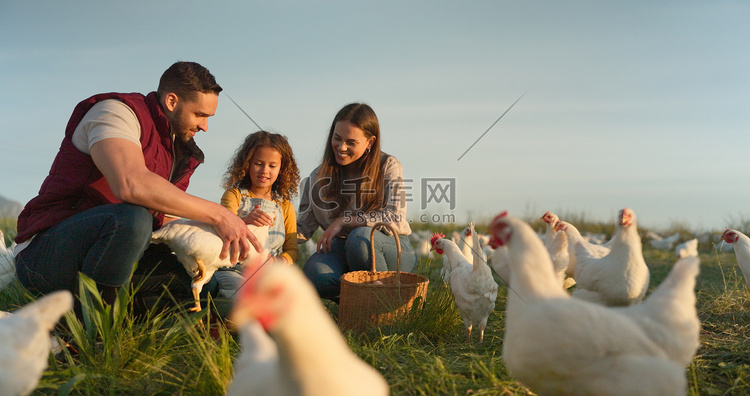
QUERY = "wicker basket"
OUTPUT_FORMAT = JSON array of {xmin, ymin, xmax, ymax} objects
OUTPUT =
[{"xmin": 338, "ymin": 222, "xmax": 429, "ymax": 332}]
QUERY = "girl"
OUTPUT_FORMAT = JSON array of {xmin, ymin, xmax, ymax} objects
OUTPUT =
[
  {"xmin": 297, "ymin": 103, "xmax": 417, "ymax": 301},
  {"xmin": 213, "ymin": 130, "xmax": 300, "ymax": 299}
]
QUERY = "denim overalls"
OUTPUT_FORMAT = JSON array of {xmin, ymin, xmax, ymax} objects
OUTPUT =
[
  {"xmin": 214, "ymin": 188, "xmax": 286, "ymax": 298},
  {"xmin": 235, "ymin": 188, "xmax": 286, "ymax": 256}
]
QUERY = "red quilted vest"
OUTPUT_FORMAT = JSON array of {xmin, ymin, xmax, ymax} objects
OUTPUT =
[{"xmin": 15, "ymin": 92, "xmax": 204, "ymax": 243}]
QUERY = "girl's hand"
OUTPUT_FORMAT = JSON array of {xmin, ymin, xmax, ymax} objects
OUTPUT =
[
  {"xmin": 317, "ymin": 217, "xmax": 345, "ymax": 254},
  {"xmin": 242, "ymin": 205, "xmax": 275, "ymax": 227}
]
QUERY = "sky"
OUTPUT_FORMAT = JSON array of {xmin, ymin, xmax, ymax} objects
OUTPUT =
[{"xmin": 1, "ymin": 1, "xmax": 749, "ymax": 233}]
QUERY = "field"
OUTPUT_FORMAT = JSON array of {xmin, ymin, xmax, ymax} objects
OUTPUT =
[{"xmin": 2, "ymin": 216, "xmax": 750, "ymax": 395}]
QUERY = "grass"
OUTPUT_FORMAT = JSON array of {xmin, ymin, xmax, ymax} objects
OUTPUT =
[{"xmin": 2, "ymin": 218, "xmax": 750, "ymax": 395}]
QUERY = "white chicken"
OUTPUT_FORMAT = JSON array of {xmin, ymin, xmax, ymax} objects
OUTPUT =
[
  {"xmin": 647, "ymin": 231, "xmax": 681, "ymax": 251},
  {"xmin": 227, "ymin": 256, "xmax": 389, "ymax": 396},
  {"xmin": 489, "ymin": 213, "xmax": 700, "ymax": 396},
  {"xmin": 456, "ymin": 225, "xmax": 474, "ymax": 263},
  {"xmin": 0, "ymin": 290, "xmax": 74, "ymax": 396},
  {"xmin": 440, "ymin": 225, "xmax": 475, "ymax": 283},
  {"xmin": 554, "ymin": 220, "xmax": 613, "ymax": 279},
  {"xmin": 489, "ymin": 243, "xmax": 511, "ymax": 287},
  {"xmin": 151, "ymin": 218, "xmax": 270, "ymax": 312},
  {"xmin": 482, "ymin": 244, "xmax": 495, "ymax": 265},
  {"xmin": 540, "ymin": 211, "xmax": 559, "ymax": 246},
  {"xmin": 675, "ymin": 238, "xmax": 699, "ymax": 259},
  {"xmin": 476, "ymin": 233, "xmax": 491, "ymax": 250},
  {"xmin": 431, "ymin": 233, "xmax": 452, "ymax": 283},
  {"xmin": 469, "ymin": 223, "xmax": 487, "ymax": 267},
  {"xmin": 431, "ymin": 234, "xmax": 498, "ymax": 343},
  {"xmin": 568, "ymin": 208, "xmax": 650, "ymax": 306},
  {"xmin": 0, "ymin": 230, "xmax": 17, "ymax": 289},
  {"xmin": 415, "ymin": 234, "xmax": 435, "ymax": 261},
  {"xmin": 540, "ymin": 212, "xmax": 573, "ymax": 288},
  {"xmin": 720, "ymin": 229, "xmax": 750, "ymax": 289}
]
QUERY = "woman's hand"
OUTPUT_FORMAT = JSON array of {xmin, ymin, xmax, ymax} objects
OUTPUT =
[
  {"xmin": 317, "ymin": 217, "xmax": 346, "ymax": 254},
  {"xmin": 242, "ymin": 205, "xmax": 275, "ymax": 227}
]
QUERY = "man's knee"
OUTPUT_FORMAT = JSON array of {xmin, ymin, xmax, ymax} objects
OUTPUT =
[{"xmin": 115, "ymin": 204, "xmax": 153, "ymax": 235}]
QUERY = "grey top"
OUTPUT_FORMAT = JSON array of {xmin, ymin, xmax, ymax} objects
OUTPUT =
[{"xmin": 297, "ymin": 154, "xmax": 412, "ymax": 240}]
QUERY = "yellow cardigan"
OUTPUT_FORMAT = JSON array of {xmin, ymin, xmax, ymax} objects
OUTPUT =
[{"xmin": 220, "ymin": 188, "xmax": 298, "ymax": 264}]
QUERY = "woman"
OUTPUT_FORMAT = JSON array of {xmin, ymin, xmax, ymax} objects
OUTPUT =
[{"xmin": 297, "ymin": 103, "xmax": 417, "ymax": 301}]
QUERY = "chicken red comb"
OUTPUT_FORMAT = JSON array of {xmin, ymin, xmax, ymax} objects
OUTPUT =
[
  {"xmin": 489, "ymin": 212, "xmax": 511, "ymax": 247},
  {"xmin": 234, "ymin": 254, "xmax": 279, "ymax": 330},
  {"xmin": 491, "ymin": 211, "xmax": 509, "ymax": 224},
  {"xmin": 430, "ymin": 232, "xmax": 445, "ymax": 246}
]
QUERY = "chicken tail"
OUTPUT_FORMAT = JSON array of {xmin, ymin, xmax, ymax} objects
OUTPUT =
[
  {"xmin": 646, "ymin": 256, "xmax": 700, "ymax": 305},
  {"xmin": 16, "ymin": 290, "xmax": 74, "ymax": 331}
]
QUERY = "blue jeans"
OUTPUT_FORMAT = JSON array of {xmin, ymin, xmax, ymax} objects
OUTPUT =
[
  {"xmin": 16, "ymin": 203, "xmax": 217, "ymax": 315},
  {"xmin": 16, "ymin": 203, "xmax": 154, "ymax": 294},
  {"xmin": 302, "ymin": 226, "xmax": 417, "ymax": 301}
]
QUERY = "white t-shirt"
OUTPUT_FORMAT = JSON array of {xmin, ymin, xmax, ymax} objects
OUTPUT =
[{"xmin": 71, "ymin": 99, "xmax": 142, "ymax": 153}]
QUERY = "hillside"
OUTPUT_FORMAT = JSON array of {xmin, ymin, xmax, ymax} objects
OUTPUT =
[{"xmin": 0, "ymin": 194, "xmax": 23, "ymax": 218}]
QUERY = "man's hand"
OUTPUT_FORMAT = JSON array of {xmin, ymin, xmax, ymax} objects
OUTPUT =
[{"xmin": 214, "ymin": 210, "xmax": 263, "ymax": 264}]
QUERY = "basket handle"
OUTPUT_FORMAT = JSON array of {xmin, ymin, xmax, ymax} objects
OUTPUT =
[{"xmin": 369, "ymin": 222, "xmax": 401, "ymax": 283}]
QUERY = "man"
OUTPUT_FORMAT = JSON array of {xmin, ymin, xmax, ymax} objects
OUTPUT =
[{"xmin": 14, "ymin": 61, "xmax": 260, "ymax": 311}]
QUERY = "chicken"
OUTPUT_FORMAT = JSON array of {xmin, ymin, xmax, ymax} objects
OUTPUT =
[
  {"xmin": 540, "ymin": 212, "xmax": 573, "ymax": 288},
  {"xmin": 489, "ymin": 243, "xmax": 511, "ymax": 287},
  {"xmin": 439, "ymin": 225, "xmax": 476, "ymax": 283},
  {"xmin": 720, "ymin": 229, "xmax": 750, "ymax": 289},
  {"xmin": 675, "ymin": 238, "xmax": 699, "ymax": 259},
  {"xmin": 0, "ymin": 230, "xmax": 17, "ymax": 289},
  {"xmin": 540, "ymin": 211, "xmax": 559, "ymax": 246},
  {"xmin": 482, "ymin": 244, "xmax": 495, "ymax": 265},
  {"xmin": 227, "ymin": 256, "xmax": 389, "ymax": 396},
  {"xmin": 469, "ymin": 223, "xmax": 487, "ymax": 266},
  {"xmin": 476, "ymin": 233, "xmax": 491, "ymax": 250},
  {"xmin": 430, "ymin": 233, "xmax": 451, "ymax": 282},
  {"xmin": 647, "ymin": 231, "xmax": 681, "ymax": 251},
  {"xmin": 151, "ymin": 218, "xmax": 270, "ymax": 312},
  {"xmin": 415, "ymin": 234, "xmax": 435, "ymax": 261},
  {"xmin": 554, "ymin": 220, "xmax": 613, "ymax": 279},
  {"xmin": 0, "ymin": 290, "xmax": 74, "ymax": 396},
  {"xmin": 431, "ymin": 235, "xmax": 498, "ymax": 343},
  {"xmin": 489, "ymin": 213, "xmax": 700, "ymax": 396},
  {"xmin": 456, "ymin": 225, "xmax": 474, "ymax": 263},
  {"xmin": 568, "ymin": 208, "xmax": 650, "ymax": 306}
]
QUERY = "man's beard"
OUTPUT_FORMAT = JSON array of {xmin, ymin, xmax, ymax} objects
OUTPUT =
[{"xmin": 170, "ymin": 107, "xmax": 193, "ymax": 143}]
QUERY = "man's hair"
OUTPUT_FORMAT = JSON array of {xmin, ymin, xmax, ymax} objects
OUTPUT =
[{"xmin": 157, "ymin": 61, "xmax": 222, "ymax": 101}]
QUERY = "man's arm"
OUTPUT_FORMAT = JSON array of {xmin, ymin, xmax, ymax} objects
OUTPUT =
[{"xmin": 90, "ymin": 137, "xmax": 261, "ymax": 263}]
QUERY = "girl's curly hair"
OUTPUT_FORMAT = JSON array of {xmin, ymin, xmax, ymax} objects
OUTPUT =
[{"xmin": 221, "ymin": 131, "xmax": 300, "ymax": 202}]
